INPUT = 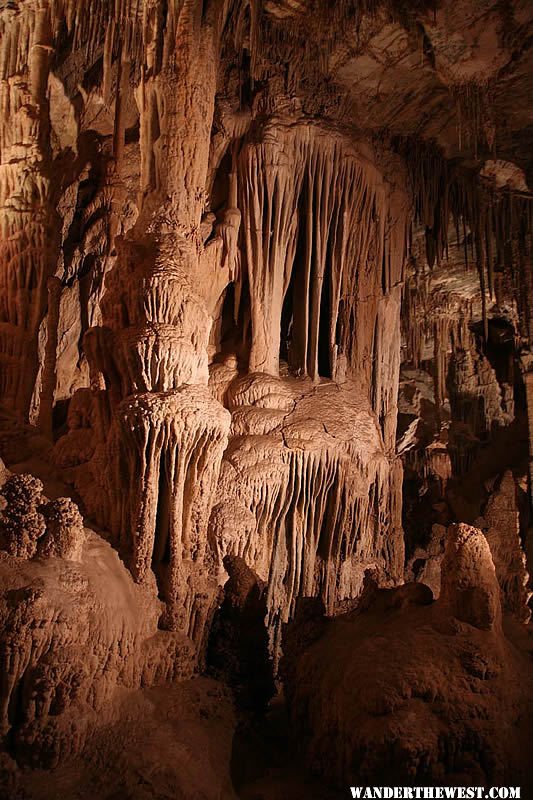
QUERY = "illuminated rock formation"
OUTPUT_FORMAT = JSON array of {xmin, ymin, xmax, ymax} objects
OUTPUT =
[
  {"xmin": 0, "ymin": 4, "xmax": 60, "ymax": 418},
  {"xmin": 0, "ymin": 533, "xmax": 195, "ymax": 768},
  {"xmin": 0, "ymin": 0, "xmax": 532, "ymax": 793},
  {"xmin": 211, "ymin": 374, "xmax": 404, "ymax": 653},
  {"xmin": 38, "ymin": 497, "xmax": 85, "ymax": 561},
  {"xmin": 0, "ymin": 474, "xmax": 46, "ymax": 559},
  {"xmin": 283, "ymin": 523, "xmax": 533, "ymax": 787},
  {"xmin": 440, "ymin": 522, "xmax": 502, "ymax": 631},
  {"xmin": 478, "ymin": 471, "xmax": 531, "ymax": 623}
]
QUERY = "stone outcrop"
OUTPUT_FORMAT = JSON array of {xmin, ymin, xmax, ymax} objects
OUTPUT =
[
  {"xmin": 0, "ymin": 474, "xmax": 46, "ymax": 559},
  {"xmin": 38, "ymin": 497, "xmax": 85, "ymax": 561},
  {"xmin": 282, "ymin": 523, "xmax": 533, "ymax": 788},
  {"xmin": 476, "ymin": 471, "xmax": 531, "ymax": 623},
  {"xmin": 406, "ymin": 473, "xmax": 531, "ymax": 624},
  {"xmin": 0, "ymin": 474, "xmax": 85, "ymax": 563},
  {"xmin": 0, "ymin": 526, "xmax": 194, "ymax": 768},
  {"xmin": 440, "ymin": 522, "xmax": 502, "ymax": 631}
]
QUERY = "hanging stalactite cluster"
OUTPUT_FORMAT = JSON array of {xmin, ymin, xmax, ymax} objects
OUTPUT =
[
  {"xmin": 397, "ymin": 136, "xmax": 533, "ymax": 344},
  {"xmin": 234, "ymin": 124, "xmax": 409, "ymax": 437}
]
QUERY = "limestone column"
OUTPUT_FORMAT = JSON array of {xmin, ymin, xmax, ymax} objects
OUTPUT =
[
  {"xmin": 83, "ymin": 0, "xmax": 233, "ymax": 644},
  {"xmin": 0, "ymin": 5, "xmax": 61, "ymax": 417}
]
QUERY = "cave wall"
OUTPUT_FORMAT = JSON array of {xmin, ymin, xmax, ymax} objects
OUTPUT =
[
  {"xmin": 0, "ymin": 0, "xmax": 419, "ymax": 659},
  {"xmin": 0, "ymin": 2, "xmax": 532, "ymax": 769}
]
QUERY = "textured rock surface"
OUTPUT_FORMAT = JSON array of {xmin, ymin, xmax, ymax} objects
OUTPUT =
[
  {"xmin": 0, "ymin": 527, "xmax": 194, "ymax": 767},
  {"xmin": 211, "ymin": 375, "xmax": 405, "ymax": 654},
  {"xmin": 283, "ymin": 524, "xmax": 533, "ymax": 788},
  {"xmin": 37, "ymin": 497, "xmax": 85, "ymax": 561},
  {"xmin": 477, "ymin": 471, "xmax": 531, "ymax": 623},
  {"xmin": 440, "ymin": 523, "xmax": 502, "ymax": 630},
  {"xmin": 0, "ymin": 0, "xmax": 532, "ymax": 793},
  {"xmin": 0, "ymin": 474, "xmax": 46, "ymax": 558},
  {"xmin": 3, "ymin": 679, "xmax": 237, "ymax": 800},
  {"xmin": 406, "ymin": 474, "xmax": 532, "ymax": 622}
]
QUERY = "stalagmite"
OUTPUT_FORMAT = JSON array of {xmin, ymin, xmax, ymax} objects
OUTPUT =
[
  {"xmin": 0, "ymin": 0, "xmax": 532, "ymax": 793},
  {"xmin": 478, "ymin": 471, "xmax": 531, "ymax": 623},
  {"xmin": 441, "ymin": 522, "xmax": 502, "ymax": 631},
  {"xmin": 282, "ymin": 523, "xmax": 531, "ymax": 787},
  {"xmin": 38, "ymin": 497, "xmax": 85, "ymax": 561},
  {"xmin": 0, "ymin": 474, "xmax": 46, "ymax": 559}
]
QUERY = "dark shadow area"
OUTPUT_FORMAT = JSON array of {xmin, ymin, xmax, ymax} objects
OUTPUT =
[
  {"xmin": 206, "ymin": 555, "xmax": 275, "ymax": 715},
  {"xmin": 152, "ymin": 451, "xmax": 171, "ymax": 602}
]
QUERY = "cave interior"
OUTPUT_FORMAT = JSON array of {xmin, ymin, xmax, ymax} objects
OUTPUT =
[{"xmin": 0, "ymin": 0, "xmax": 533, "ymax": 797}]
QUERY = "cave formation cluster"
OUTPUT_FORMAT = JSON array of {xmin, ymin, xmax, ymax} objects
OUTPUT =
[{"xmin": 0, "ymin": 0, "xmax": 532, "ymax": 796}]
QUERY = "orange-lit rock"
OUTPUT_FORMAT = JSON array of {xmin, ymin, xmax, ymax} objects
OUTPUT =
[{"xmin": 0, "ymin": 0, "xmax": 532, "ymax": 794}]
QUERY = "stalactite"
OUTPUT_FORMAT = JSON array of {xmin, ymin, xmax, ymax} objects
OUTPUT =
[
  {"xmin": 402, "ymin": 246, "xmax": 475, "ymax": 416},
  {"xmin": 4, "ymin": 0, "xmax": 241, "ymax": 669},
  {"xmin": 204, "ymin": 151, "xmax": 409, "ymax": 646},
  {"xmin": 237, "ymin": 123, "xmax": 409, "ymax": 396},
  {"xmin": 110, "ymin": 386, "xmax": 231, "ymax": 639},
  {"xmin": 0, "ymin": 0, "xmax": 532, "ymax": 785},
  {"xmin": 211, "ymin": 375, "xmax": 404, "ymax": 658},
  {"xmin": 448, "ymin": 327, "xmax": 512, "ymax": 443},
  {"xmin": 397, "ymin": 137, "xmax": 533, "ymax": 360},
  {"xmin": 452, "ymin": 80, "xmax": 495, "ymax": 160}
]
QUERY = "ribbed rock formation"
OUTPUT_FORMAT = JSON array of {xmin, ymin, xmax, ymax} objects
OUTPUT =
[
  {"xmin": 211, "ymin": 375, "xmax": 404, "ymax": 654},
  {"xmin": 0, "ymin": 0, "xmax": 532, "ymax": 793}
]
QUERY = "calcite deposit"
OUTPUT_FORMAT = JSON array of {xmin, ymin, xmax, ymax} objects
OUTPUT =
[
  {"xmin": 282, "ymin": 525, "xmax": 533, "ymax": 787},
  {"xmin": 0, "ymin": 0, "xmax": 532, "ymax": 796}
]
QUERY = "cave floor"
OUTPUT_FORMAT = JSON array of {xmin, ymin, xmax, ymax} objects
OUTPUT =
[
  {"xmin": 231, "ymin": 692, "xmax": 344, "ymax": 800},
  {"xmin": 9, "ymin": 681, "xmax": 344, "ymax": 800}
]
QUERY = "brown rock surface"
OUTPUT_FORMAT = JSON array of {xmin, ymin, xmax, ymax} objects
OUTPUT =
[
  {"xmin": 0, "ymin": 526, "xmax": 195, "ymax": 768},
  {"xmin": 38, "ymin": 497, "xmax": 85, "ymax": 561},
  {"xmin": 478, "ymin": 471, "xmax": 532, "ymax": 622},
  {"xmin": 283, "ymin": 524, "xmax": 533, "ymax": 788},
  {"xmin": 4, "ymin": 679, "xmax": 237, "ymax": 800},
  {"xmin": 0, "ymin": 0, "xmax": 532, "ymax": 794},
  {"xmin": 0, "ymin": 474, "xmax": 46, "ymax": 559}
]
